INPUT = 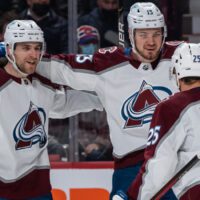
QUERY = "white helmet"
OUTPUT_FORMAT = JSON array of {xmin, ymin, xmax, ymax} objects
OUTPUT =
[
  {"xmin": 4, "ymin": 20, "xmax": 45, "ymax": 77},
  {"xmin": 172, "ymin": 43, "xmax": 200, "ymax": 83},
  {"xmin": 127, "ymin": 2, "xmax": 167, "ymax": 52}
]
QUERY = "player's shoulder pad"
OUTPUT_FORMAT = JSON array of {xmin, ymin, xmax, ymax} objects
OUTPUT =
[
  {"xmin": 161, "ymin": 41, "xmax": 185, "ymax": 59},
  {"xmin": 93, "ymin": 46, "xmax": 128, "ymax": 72}
]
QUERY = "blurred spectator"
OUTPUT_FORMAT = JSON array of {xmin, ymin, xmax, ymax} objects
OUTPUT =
[
  {"xmin": 0, "ymin": 1, "xmax": 16, "ymax": 15},
  {"xmin": 49, "ymin": 0, "xmax": 97, "ymax": 19},
  {"xmin": 48, "ymin": 118, "xmax": 69, "ymax": 146},
  {"xmin": 77, "ymin": 24, "xmax": 112, "ymax": 161},
  {"xmin": 0, "ymin": 10, "xmax": 19, "ymax": 66},
  {"xmin": 77, "ymin": 25, "xmax": 100, "ymax": 54},
  {"xmin": 0, "ymin": 10, "xmax": 19, "ymax": 41},
  {"xmin": 78, "ymin": 110, "xmax": 113, "ymax": 161},
  {"xmin": 13, "ymin": 0, "xmax": 29, "ymax": 13},
  {"xmin": 20, "ymin": 0, "xmax": 68, "ymax": 54},
  {"xmin": 79, "ymin": 0, "xmax": 118, "ymax": 48},
  {"xmin": 160, "ymin": 0, "xmax": 189, "ymax": 40},
  {"xmin": 50, "ymin": 0, "xmax": 68, "ymax": 19},
  {"xmin": 83, "ymin": 141, "xmax": 112, "ymax": 161},
  {"xmin": 48, "ymin": 135, "xmax": 67, "ymax": 161},
  {"xmin": 78, "ymin": 0, "xmax": 97, "ymax": 17}
]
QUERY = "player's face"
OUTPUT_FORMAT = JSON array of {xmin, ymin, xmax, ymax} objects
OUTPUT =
[
  {"xmin": 14, "ymin": 42, "xmax": 42, "ymax": 75},
  {"xmin": 179, "ymin": 79, "xmax": 195, "ymax": 92},
  {"xmin": 134, "ymin": 28, "xmax": 163, "ymax": 61}
]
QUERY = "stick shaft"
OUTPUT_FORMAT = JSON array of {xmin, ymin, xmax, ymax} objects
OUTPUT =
[
  {"xmin": 118, "ymin": 0, "xmax": 125, "ymax": 47},
  {"xmin": 151, "ymin": 155, "xmax": 200, "ymax": 200}
]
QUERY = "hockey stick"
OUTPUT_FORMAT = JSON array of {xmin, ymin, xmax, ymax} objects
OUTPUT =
[
  {"xmin": 151, "ymin": 154, "xmax": 200, "ymax": 200},
  {"xmin": 118, "ymin": 0, "xmax": 125, "ymax": 47}
]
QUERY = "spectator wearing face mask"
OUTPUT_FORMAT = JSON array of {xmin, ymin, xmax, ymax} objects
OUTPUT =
[
  {"xmin": 77, "ymin": 25, "xmax": 100, "ymax": 55},
  {"xmin": 76, "ymin": 25, "xmax": 112, "ymax": 162},
  {"xmin": 78, "ymin": 0, "xmax": 118, "ymax": 48},
  {"xmin": 20, "ymin": 0, "xmax": 68, "ymax": 54}
]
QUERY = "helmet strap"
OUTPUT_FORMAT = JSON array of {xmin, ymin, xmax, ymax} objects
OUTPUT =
[{"xmin": 6, "ymin": 44, "xmax": 29, "ymax": 77}]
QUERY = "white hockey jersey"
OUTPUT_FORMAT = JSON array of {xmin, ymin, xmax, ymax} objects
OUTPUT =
[
  {"xmin": 37, "ymin": 42, "xmax": 182, "ymax": 168},
  {"xmin": 0, "ymin": 68, "xmax": 103, "ymax": 199},
  {"xmin": 128, "ymin": 87, "xmax": 200, "ymax": 200}
]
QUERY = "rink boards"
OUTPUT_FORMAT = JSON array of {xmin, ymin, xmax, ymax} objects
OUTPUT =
[{"xmin": 50, "ymin": 161, "xmax": 114, "ymax": 200}]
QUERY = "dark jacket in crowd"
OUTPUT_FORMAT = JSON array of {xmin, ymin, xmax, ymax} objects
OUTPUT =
[
  {"xmin": 79, "ymin": 7, "xmax": 118, "ymax": 48},
  {"xmin": 20, "ymin": 9, "xmax": 68, "ymax": 54}
]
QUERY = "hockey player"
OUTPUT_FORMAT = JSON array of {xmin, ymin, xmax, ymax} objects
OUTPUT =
[
  {"xmin": 36, "ymin": 2, "xmax": 183, "ymax": 199},
  {"xmin": 121, "ymin": 42, "xmax": 200, "ymax": 199},
  {"xmin": 0, "ymin": 20, "xmax": 103, "ymax": 199}
]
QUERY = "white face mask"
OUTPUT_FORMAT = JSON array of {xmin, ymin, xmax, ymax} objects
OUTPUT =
[{"xmin": 79, "ymin": 43, "xmax": 98, "ymax": 54}]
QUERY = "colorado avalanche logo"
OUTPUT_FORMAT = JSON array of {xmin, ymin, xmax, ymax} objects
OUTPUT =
[
  {"xmin": 121, "ymin": 81, "xmax": 172, "ymax": 128},
  {"xmin": 13, "ymin": 102, "xmax": 47, "ymax": 150}
]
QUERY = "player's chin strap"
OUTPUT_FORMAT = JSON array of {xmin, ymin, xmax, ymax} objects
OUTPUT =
[
  {"xmin": 6, "ymin": 46, "xmax": 29, "ymax": 77},
  {"xmin": 112, "ymin": 190, "xmax": 128, "ymax": 200}
]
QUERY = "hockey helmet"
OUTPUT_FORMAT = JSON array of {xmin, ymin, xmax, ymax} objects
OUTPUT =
[
  {"xmin": 4, "ymin": 20, "xmax": 45, "ymax": 76},
  {"xmin": 127, "ymin": 2, "xmax": 167, "ymax": 52},
  {"xmin": 172, "ymin": 43, "xmax": 200, "ymax": 82}
]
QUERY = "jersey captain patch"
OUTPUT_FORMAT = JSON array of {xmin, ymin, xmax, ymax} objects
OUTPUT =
[
  {"xmin": 121, "ymin": 80, "xmax": 172, "ymax": 128},
  {"xmin": 13, "ymin": 102, "xmax": 47, "ymax": 150}
]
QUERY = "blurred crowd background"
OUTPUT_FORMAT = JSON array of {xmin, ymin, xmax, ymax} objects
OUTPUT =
[{"xmin": 1, "ymin": 0, "xmax": 197, "ymax": 162}]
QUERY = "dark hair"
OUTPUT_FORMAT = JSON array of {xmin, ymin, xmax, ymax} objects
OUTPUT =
[{"xmin": 181, "ymin": 77, "xmax": 200, "ymax": 85}]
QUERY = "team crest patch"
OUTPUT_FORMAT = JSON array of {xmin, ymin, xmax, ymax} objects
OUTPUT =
[
  {"xmin": 121, "ymin": 81, "xmax": 172, "ymax": 128},
  {"xmin": 13, "ymin": 102, "xmax": 47, "ymax": 150}
]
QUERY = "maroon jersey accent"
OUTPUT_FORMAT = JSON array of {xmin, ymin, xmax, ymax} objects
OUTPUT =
[
  {"xmin": 0, "ymin": 68, "xmax": 60, "ymax": 91},
  {"xmin": 161, "ymin": 41, "xmax": 184, "ymax": 60},
  {"xmin": 180, "ymin": 185, "xmax": 200, "ymax": 200},
  {"xmin": 128, "ymin": 87, "xmax": 200, "ymax": 199},
  {"xmin": 24, "ymin": 108, "xmax": 42, "ymax": 132},
  {"xmin": 114, "ymin": 149, "xmax": 145, "ymax": 169},
  {"xmin": 33, "ymin": 73, "xmax": 60, "ymax": 90},
  {"xmin": 45, "ymin": 47, "xmax": 129, "ymax": 72},
  {"xmin": 0, "ymin": 68, "xmax": 20, "ymax": 86},
  {"xmin": 43, "ymin": 42, "xmax": 184, "ymax": 74},
  {"xmin": 0, "ymin": 169, "xmax": 51, "ymax": 199}
]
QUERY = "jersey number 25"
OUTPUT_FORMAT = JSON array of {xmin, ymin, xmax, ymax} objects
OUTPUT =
[{"xmin": 147, "ymin": 126, "xmax": 160, "ymax": 146}]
